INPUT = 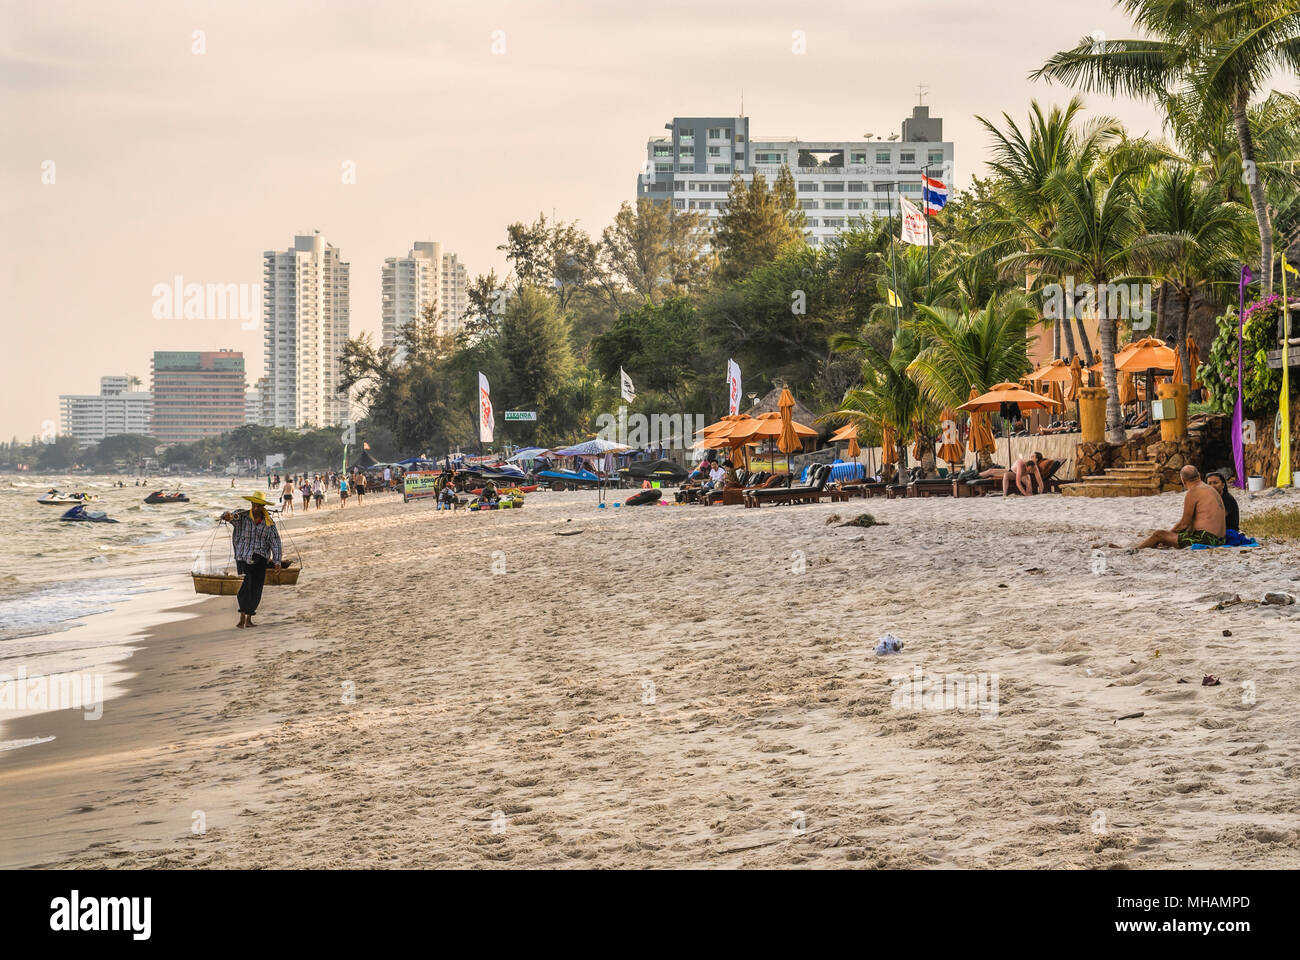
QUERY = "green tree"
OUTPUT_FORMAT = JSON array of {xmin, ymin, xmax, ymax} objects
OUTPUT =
[
  {"xmin": 712, "ymin": 166, "xmax": 807, "ymax": 283},
  {"xmin": 1034, "ymin": 0, "xmax": 1300, "ymax": 291},
  {"xmin": 907, "ymin": 293, "xmax": 1038, "ymax": 407},
  {"xmin": 495, "ymin": 285, "xmax": 575, "ymax": 443},
  {"xmin": 590, "ymin": 298, "xmax": 706, "ymax": 410},
  {"xmin": 599, "ymin": 199, "xmax": 712, "ymax": 304}
]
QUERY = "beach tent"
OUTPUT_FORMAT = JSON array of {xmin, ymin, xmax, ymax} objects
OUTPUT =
[
  {"xmin": 506, "ymin": 446, "xmax": 549, "ymax": 463},
  {"xmin": 551, "ymin": 438, "xmax": 634, "ymax": 458}
]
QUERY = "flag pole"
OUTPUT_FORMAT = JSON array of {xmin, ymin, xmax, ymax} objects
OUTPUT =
[
  {"xmin": 923, "ymin": 162, "xmax": 932, "ymax": 303},
  {"xmin": 886, "ymin": 181, "xmax": 900, "ymax": 327}
]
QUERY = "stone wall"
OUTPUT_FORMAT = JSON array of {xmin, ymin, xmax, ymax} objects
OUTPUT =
[
  {"xmin": 1074, "ymin": 414, "xmax": 1233, "ymax": 490},
  {"xmin": 1242, "ymin": 404, "xmax": 1300, "ymax": 485}
]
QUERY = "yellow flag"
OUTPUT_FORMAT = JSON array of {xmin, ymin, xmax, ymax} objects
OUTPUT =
[
  {"xmin": 886, "ymin": 288, "xmax": 903, "ymax": 307},
  {"xmin": 1280, "ymin": 258, "xmax": 1294, "ymax": 487}
]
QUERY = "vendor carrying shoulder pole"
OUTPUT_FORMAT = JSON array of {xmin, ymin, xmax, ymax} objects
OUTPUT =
[{"xmin": 220, "ymin": 490, "xmax": 283, "ymax": 630}]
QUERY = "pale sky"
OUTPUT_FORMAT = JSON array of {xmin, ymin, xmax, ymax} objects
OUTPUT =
[{"xmin": 0, "ymin": 0, "xmax": 1264, "ymax": 439}]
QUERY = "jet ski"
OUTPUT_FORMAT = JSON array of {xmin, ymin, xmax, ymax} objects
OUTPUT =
[
  {"xmin": 38, "ymin": 490, "xmax": 99, "ymax": 505},
  {"xmin": 59, "ymin": 505, "xmax": 118, "ymax": 523},
  {"xmin": 144, "ymin": 491, "xmax": 190, "ymax": 504},
  {"xmin": 534, "ymin": 467, "xmax": 604, "ymax": 491}
]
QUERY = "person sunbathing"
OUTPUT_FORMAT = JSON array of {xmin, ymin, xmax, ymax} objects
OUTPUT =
[
  {"xmin": 1133, "ymin": 465, "xmax": 1226, "ymax": 549},
  {"xmin": 978, "ymin": 452, "xmax": 1044, "ymax": 495}
]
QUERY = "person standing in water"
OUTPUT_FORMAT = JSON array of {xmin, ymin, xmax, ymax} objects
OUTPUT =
[{"xmin": 220, "ymin": 491, "xmax": 282, "ymax": 630}]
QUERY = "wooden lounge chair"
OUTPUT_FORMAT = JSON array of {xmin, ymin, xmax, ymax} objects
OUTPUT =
[
  {"xmin": 908, "ymin": 477, "xmax": 955, "ymax": 498},
  {"xmin": 743, "ymin": 464, "xmax": 832, "ymax": 508}
]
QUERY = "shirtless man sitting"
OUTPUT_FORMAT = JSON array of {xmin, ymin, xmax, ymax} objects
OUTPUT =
[
  {"xmin": 1133, "ymin": 465, "xmax": 1226, "ymax": 549},
  {"xmin": 979, "ymin": 452, "xmax": 1045, "ymax": 496}
]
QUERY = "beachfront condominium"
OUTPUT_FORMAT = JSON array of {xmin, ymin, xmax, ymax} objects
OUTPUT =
[
  {"xmin": 381, "ymin": 241, "xmax": 470, "ymax": 358},
  {"xmin": 150, "ymin": 350, "xmax": 247, "ymax": 444},
  {"xmin": 59, "ymin": 375, "xmax": 153, "ymax": 446},
  {"xmin": 262, "ymin": 232, "xmax": 351, "ymax": 429},
  {"xmin": 635, "ymin": 105, "xmax": 953, "ymax": 247}
]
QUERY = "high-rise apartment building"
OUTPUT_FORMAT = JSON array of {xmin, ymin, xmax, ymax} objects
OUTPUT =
[
  {"xmin": 636, "ymin": 105, "xmax": 954, "ymax": 247},
  {"xmin": 262, "ymin": 232, "xmax": 351, "ymax": 428},
  {"xmin": 59, "ymin": 375, "xmax": 153, "ymax": 446},
  {"xmin": 381, "ymin": 241, "xmax": 469, "ymax": 358},
  {"xmin": 150, "ymin": 350, "xmax": 247, "ymax": 444}
]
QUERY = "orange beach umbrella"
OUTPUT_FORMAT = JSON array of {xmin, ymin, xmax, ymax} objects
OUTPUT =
[
  {"xmin": 966, "ymin": 388, "xmax": 996, "ymax": 456},
  {"xmin": 1116, "ymin": 337, "xmax": 1177, "ymax": 374},
  {"xmin": 936, "ymin": 405, "xmax": 965, "ymax": 466},
  {"xmin": 960, "ymin": 382, "xmax": 1061, "ymax": 468}
]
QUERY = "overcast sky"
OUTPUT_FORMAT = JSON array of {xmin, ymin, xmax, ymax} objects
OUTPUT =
[{"xmin": 3, "ymin": 0, "xmax": 1292, "ymax": 439}]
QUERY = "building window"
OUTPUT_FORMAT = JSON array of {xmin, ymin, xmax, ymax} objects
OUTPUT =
[
  {"xmin": 928, "ymin": 150, "xmax": 944, "ymax": 165},
  {"xmin": 874, "ymin": 200, "xmax": 891, "ymax": 210},
  {"xmin": 899, "ymin": 183, "xmax": 921, "ymax": 193},
  {"xmin": 847, "ymin": 181, "xmax": 866, "ymax": 192},
  {"xmin": 823, "ymin": 182, "xmax": 844, "ymax": 192},
  {"xmin": 876, "ymin": 150, "xmax": 891, "ymax": 164},
  {"xmin": 755, "ymin": 151, "xmax": 784, "ymax": 165},
  {"xmin": 850, "ymin": 152, "xmax": 867, "ymax": 164},
  {"xmin": 710, "ymin": 183, "xmax": 729, "ymax": 192},
  {"xmin": 679, "ymin": 146, "xmax": 694, "ymax": 159},
  {"xmin": 707, "ymin": 127, "xmax": 729, "ymax": 139},
  {"xmin": 900, "ymin": 151, "xmax": 916, "ymax": 165},
  {"xmin": 824, "ymin": 218, "xmax": 845, "ymax": 227},
  {"xmin": 708, "ymin": 146, "xmax": 722, "ymax": 158},
  {"xmin": 679, "ymin": 127, "xmax": 694, "ymax": 140},
  {"xmin": 848, "ymin": 200, "xmax": 864, "ymax": 210},
  {"xmin": 797, "ymin": 182, "xmax": 819, "ymax": 192},
  {"xmin": 825, "ymin": 200, "xmax": 844, "ymax": 210},
  {"xmin": 655, "ymin": 163, "xmax": 672, "ymax": 174},
  {"xmin": 673, "ymin": 180, "xmax": 685, "ymax": 191},
  {"xmin": 806, "ymin": 219, "xmax": 819, "ymax": 228},
  {"xmin": 653, "ymin": 145, "xmax": 671, "ymax": 158},
  {"xmin": 713, "ymin": 164, "xmax": 731, "ymax": 174},
  {"xmin": 800, "ymin": 200, "xmax": 820, "ymax": 209}
]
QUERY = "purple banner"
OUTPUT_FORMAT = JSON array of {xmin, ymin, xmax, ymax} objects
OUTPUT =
[{"xmin": 1232, "ymin": 266, "xmax": 1251, "ymax": 488}]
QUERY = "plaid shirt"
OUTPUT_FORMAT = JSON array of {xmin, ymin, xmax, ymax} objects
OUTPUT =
[{"xmin": 228, "ymin": 509, "xmax": 282, "ymax": 564}]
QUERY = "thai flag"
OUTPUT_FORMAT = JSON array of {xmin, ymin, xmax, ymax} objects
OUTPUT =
[{"xmin": 922, "ymin": 175, "xmax": 948, "ymax": 215}]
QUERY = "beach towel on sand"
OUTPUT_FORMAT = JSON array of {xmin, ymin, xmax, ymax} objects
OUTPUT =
[{"xmin": 1190, "ymin": 529, "xmax": 1260, "ymax": 550}]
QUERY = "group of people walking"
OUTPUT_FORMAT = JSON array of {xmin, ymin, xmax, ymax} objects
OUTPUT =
[{"xmin": 265, "ymin": 468, "xmax": 392, "ymax": 514}]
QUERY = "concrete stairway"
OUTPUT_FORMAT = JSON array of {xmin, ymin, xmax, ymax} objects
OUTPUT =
[{"xmin": 1059, "ymin": 459, "xmax": 1163, "ymax": 498}]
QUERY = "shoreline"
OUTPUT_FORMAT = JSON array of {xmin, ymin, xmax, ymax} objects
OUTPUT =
[{"xmin": 2, "ymin": 487, "xmax": 1299, "ymax": 868}]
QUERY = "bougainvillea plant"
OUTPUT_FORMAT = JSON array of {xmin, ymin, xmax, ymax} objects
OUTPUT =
[{"xmin": 1202, "ymin": 295, "xmax": 1295, "ymax": 417}]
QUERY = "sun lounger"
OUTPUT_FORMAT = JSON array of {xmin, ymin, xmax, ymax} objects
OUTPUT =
[
  {"xmin": 743, "ymin": 464, "xmax": 832, "ymax": 507},
  {"xmin": 908, "ymin": 477, "xmax": 955, "ymax": 498}
]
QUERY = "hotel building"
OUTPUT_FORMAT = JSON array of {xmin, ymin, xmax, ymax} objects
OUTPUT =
[
  {"xmin": 262, "ymin": 232, "xmax": 351, "ymax": 429},
  {"xmin": 636, "ymin": 105, "xmax": 953, "ymax": 247}
]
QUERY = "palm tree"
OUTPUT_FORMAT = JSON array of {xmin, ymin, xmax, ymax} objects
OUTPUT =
[
  {"xmin": 906, "ymin": 292, "xmax": 1039, "ymax": 407},
  {"xmin": 1034, "ymin": 0, "xmax": 1300, "ymax": 291},
  {"xmin": 1004, "ymin": 157, "xmax": 1145, "ymax": 442},
  {"xmin": 830, "ymin": 325, "xmax": 932, "ymax": 481},
  {"xmin": 1132, "ymin": 163, "xmax": 1256, "ymax": 379},
  {"xmin": 974, "ymin": 97, "xmax": 1124, "ymax": 360}
]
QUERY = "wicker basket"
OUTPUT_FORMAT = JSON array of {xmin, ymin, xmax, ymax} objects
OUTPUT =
[
  {"xmin": 264, "ymin": 566, "xmax": 301, "ymax": 586},
  {"xmin": 192, "ymin": 573, "xmax": 243, "ymax": 595}
]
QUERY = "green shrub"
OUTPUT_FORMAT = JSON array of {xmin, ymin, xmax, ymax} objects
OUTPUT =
[{"xmin": 1202, "ymin": 296, "xmax": 1292, "ymax": 417}]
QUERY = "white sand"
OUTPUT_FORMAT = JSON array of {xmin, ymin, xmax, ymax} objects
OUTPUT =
[{"xmin": 3, "ymin": 486, "xmax": 1298, "ymax": 868}]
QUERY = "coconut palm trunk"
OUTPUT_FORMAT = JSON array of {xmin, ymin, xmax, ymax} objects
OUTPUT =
[
  {"xmin": 1072, "ymin": 314, "xmax": 1095, "ymax": 365},
  {"xmin": 1060, "ymin": 315, "xmax": 1078, "ymax": 360},
  {"xmin": 1234, "ymin": 90, "xmax": 1273, "ymax": 293},
  {"xmin": 1098, "ymin": 281, "xmax": 1124, "ymax": 442},
  {"xmin": 1177, "ymin": 293, "xmax": 1193, "ymax": 393},
  {"xmin": 1053, "ymin": 318, "xmax": 1062, "ymax": 359}
]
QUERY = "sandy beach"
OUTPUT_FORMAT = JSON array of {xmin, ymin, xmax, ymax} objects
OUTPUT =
[{"xmin": 2, "ymin": 486, "xmax": 1299, "ymax": 869}]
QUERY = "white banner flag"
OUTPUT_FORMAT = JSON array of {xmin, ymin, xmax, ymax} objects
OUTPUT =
[
  {"xmin": 899, "ymin": 196, "xmax": 931, "ymax": 246},
  {"xmin": 727, "ymin": 359, "xmax": 742, "ymax": 416},
  {"xmin": 478, "ymin": 372, "xmax": 494, "ymax": 444},
  {"xmin": 620, "ymin": 366, "xmax": 635, "ymax": 403}
]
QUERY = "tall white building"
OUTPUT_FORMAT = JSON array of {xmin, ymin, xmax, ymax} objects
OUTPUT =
[
  {"xmin": 60, "ymin": 375, "xmax": 153, "ymax": 446},
  {"xmin": 636, "ymin": 105, "xmax": 954, "ymax": 247},
  {"xmin": 262, "ymin": 232, "xmax": 351, "ymax": 429},
  {"xmin": 381, "ymin": 241, "xmax": 470, "ymax": 358}
]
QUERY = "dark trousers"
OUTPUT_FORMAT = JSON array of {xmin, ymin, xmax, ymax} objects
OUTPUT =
[{"xmin": 236, "ymin": 555, "xmax": 268, "ymax": 615}]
